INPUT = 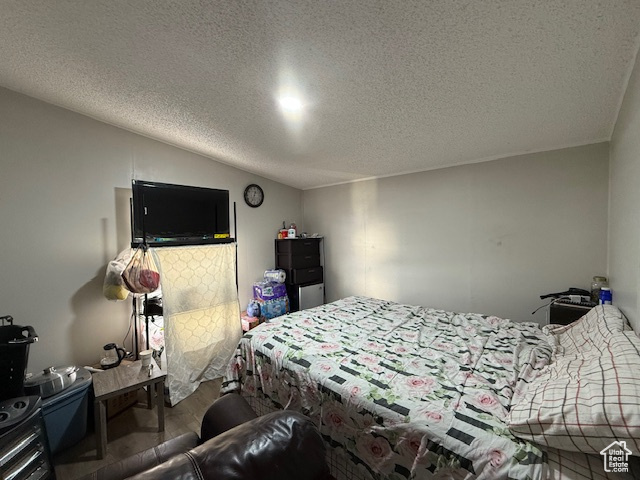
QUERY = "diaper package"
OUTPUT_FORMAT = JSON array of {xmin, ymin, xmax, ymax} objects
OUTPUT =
[{"xmin": 253, "ymin": 281, "xmax": 287, "ymax": 301}]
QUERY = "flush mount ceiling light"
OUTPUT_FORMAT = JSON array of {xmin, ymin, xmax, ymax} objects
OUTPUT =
[
  {"xmin": 275, "ymin": 68, "xmax": 309, "ymax": 134},
  {"xmin": 278, "ymin": 94, "xmax": 303, "ymax": 113}
]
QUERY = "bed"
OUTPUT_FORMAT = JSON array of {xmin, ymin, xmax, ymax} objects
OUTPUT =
[{"xmin": 222, "ymin": 296, "xmax": 640, "ymax": 480}]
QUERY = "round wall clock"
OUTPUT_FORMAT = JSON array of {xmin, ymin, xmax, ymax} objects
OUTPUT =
[{"xmin": 243, "ymin": 184, "xmax": 264, "ymax": 208}]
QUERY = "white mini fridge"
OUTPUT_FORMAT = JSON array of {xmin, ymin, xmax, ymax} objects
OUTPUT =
[{"xmin": 298, "ymin": 283, "xmax": 324, "ymax": 310}]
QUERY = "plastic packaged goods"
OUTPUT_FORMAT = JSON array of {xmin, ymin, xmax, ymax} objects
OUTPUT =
[
  {"xmin": 264, "ymin": 269, "xmax": 286, "ymax": 283},
  {"xmin": 590, "ymin": 276, "xmax": 608, "ymax": 304},
  {"xmin": 255, "ymin": 296, "xmax": 289, "ymax": 320},
  {"xmin": 253, "ymin": 281, "xmax": 287, "ymax": 301},
  {"xmin": 599, "ymin": 287, "xmax": 612, "ymax": 305}
]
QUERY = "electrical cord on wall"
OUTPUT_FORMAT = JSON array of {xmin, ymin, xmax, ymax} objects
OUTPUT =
[
  {"xmin": 531, "ymin": 296, "xmax": 569, "ymax": 315},
  {"xmin": 122, "ymin": 308, "xmax": 135, "ymax": 357}
]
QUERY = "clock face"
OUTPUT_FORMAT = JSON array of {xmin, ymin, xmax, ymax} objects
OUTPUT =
[{"xmin": 244, "ymin": 184, "xmax": 264, "ymax": 208}]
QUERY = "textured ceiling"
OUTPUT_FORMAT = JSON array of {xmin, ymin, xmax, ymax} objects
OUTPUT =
[{"xmin": 1, "ymin": 1, "xmax": 639, "ymax": 189}]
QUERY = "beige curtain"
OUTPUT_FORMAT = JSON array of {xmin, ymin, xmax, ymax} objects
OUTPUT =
[{"xmin": 153, "ymin": 244, "xmax": 241, "ymax": 405}]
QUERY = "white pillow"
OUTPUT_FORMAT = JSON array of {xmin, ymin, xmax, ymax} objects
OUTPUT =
[
  {"xmin": 508, "ymin": 330, "xmax": 640, "ymax": 455},
  {"xmin": 543, "ymin": 304, "xmax": 629, "ymax": 356}
]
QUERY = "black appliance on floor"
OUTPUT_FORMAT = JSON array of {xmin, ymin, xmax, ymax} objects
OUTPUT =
[
  {"xmin": 0, "ymin": 396, "xmax": 55, "ymax": 479},
  {"xmin": 0, "ymin": 316, "xmax": 38, "ymax": 401},
  {"xmin": 0, "ymin": 316, "xmax": 55, "ymax": 479}
]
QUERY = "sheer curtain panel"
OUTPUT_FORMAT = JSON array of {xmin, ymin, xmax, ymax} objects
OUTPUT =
[{"xmin": 153, "ymin": 244, "xmax": 241, "ymax": 405}]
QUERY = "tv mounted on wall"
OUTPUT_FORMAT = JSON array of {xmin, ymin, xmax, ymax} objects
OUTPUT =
[{"xmin": 131, "ymin": 180, "xmax": 232, "ymax": 247}]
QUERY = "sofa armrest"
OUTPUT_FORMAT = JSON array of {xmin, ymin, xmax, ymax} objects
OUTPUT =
[
  {"xmin": 128, "ymin": 410, "xmax": 332, "ymax": 480},
  {"xmin": 77, "ymin": 432, "xmax": 199, "ymax": 480},
  {"xmin": 200, "ymin": 393, "xmax": 257, "ymax": 442}
]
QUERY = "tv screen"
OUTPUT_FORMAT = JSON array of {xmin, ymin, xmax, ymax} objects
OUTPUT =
[{"xmin": 131, "ymin": 180, "xmax": 231, "ymax": 246}]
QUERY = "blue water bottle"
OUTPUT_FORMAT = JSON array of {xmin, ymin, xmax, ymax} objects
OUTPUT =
[{"xmin": 599, "ymin": 287, "xmax": 612, "ymax": 305}]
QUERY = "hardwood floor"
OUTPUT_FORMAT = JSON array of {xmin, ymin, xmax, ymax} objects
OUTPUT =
[{"xmin": 53, "ymin": 378, "xmax": 221, "ymax": 479}]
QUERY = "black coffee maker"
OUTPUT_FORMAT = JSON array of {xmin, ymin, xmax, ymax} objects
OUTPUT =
[{"xmin": 0, "ymin": 316, "xmax": 38, "ymax": 401}]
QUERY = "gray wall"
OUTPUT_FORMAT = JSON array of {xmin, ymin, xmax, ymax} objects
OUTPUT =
[
  {"xmin": 3, "ymin": 69, "xmax": 632, "ymax": 376},
  {"xmin": 0, "ymin": 87, "xmax": 302, "ymax": 372},
  {"xmin": 609, "ymin": 50, "xmax": 640, "ymax": 332},
  {"xmin": 303, "ymin": 143, "xmax": 609, "ymax": 323}
]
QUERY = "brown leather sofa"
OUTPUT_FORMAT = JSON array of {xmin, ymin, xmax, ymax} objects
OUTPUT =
[{"xmin": 80, "ymin": 393, "xmax": 334, "ymax": 480}]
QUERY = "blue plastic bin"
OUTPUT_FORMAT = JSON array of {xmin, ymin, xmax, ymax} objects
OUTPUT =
[{"xmin": 41, "ymin": 367, "xmax": 92, "ymax": 455}]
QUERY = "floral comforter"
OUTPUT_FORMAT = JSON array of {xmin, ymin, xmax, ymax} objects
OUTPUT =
[{"xmin": 222, "ymin": 296, "xmax": 554, "ymax": 479}]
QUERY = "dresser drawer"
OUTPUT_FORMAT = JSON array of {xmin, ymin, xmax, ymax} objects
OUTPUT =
[
  {"xmin": 283, "ymin": 266, "xmax": 323, "ymax": 285},
  {"xmin": 276, "ymin": 253, "xmax": 320, "ymax": 269},
  {"xmin": 275, "ymin": 239, "xmax": 321, "ymax": 256}
]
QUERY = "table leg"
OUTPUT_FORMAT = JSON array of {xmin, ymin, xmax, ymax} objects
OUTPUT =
[
  {"xmin": 94, "ymin": 400, "xmax": 107, "ymax": 459},
  {"xmin": 156, "ymin": 380, "xmax": 165, "ymax": 432},
  {"xmin": 147, "ymin": 386, "xmax": 153, "ymax": 409}
]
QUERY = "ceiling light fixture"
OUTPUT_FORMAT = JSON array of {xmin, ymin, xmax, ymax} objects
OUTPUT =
[{"xmin": 278, "ymin": 95, "xmax": 303, "ymax": 113}]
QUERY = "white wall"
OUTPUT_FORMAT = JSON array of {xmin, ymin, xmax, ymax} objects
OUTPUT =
[
  {"xmin": 303, "ymin": 143, "xmax": 609, "ymax": 323},
  {"xmin": 609, "ymin": 51, "xmax": 640, "ymax": 332},
  {"xmin": 0, "ymin": 87, "xmax": 302, "ymax": 372}
]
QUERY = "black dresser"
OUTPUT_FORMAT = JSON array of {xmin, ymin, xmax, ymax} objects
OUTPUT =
[{"xmin": 275, "ymin": 238, "xmax": 324, "ymax": 312}]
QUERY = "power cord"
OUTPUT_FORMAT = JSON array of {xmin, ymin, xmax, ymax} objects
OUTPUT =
[
  {"xmin": 531, "ymin": 296, "xmax": 569, "ymax": 315},
  {"xmin": 122, "ymin": 307, "xmax": 135, "ymax": 356}
]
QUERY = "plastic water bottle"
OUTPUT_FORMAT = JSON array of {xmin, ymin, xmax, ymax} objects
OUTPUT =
[
  {"xmin": 590, "ymin": 276, "xmax": 608, "ymax": 304},
  {"xmin": 599, "ymin": 287, "xmax": 612, "ymax": 305}
]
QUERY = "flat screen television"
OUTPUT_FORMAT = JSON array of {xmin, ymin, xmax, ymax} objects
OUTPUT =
[{"xmin": 131, "ymin": 180, "xmax": 232, "ymax": 246}]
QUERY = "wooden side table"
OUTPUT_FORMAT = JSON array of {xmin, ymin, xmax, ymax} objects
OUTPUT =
[{"xmin": 92, "ymin": 358, "xmax": 166, "ymax": 459}]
